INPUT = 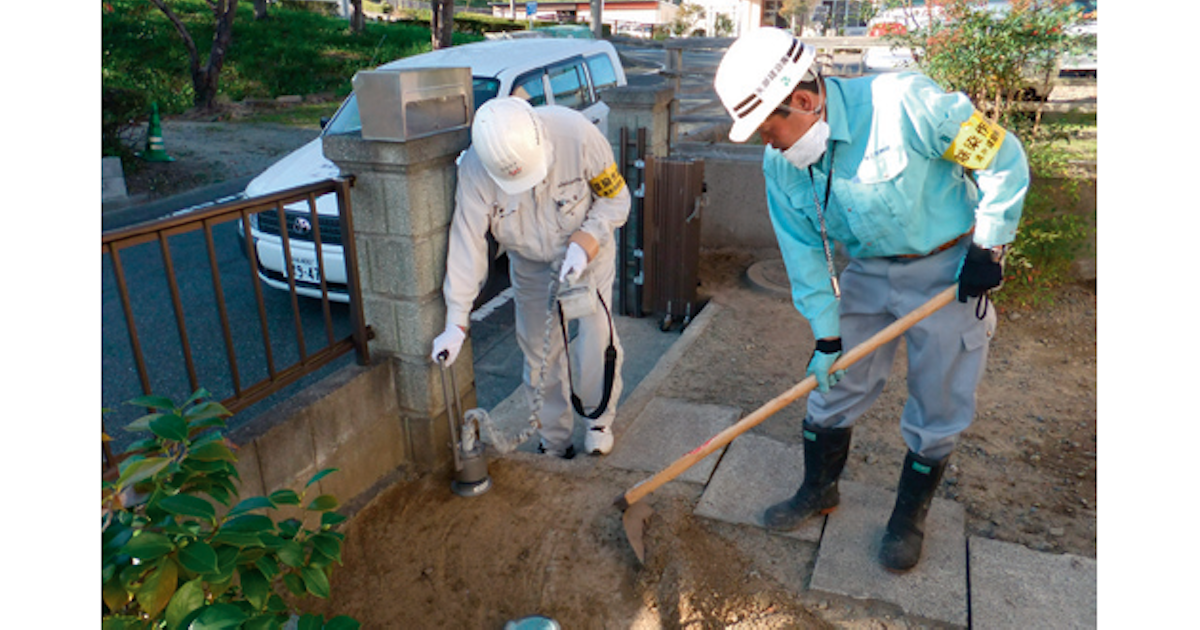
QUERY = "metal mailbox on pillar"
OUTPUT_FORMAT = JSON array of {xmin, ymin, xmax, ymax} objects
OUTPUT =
[{"xmin": 351, "ymin": 67, "xmax": 474, "ymax": 142}]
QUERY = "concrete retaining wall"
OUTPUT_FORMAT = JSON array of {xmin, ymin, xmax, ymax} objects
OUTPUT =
[{"xmin": 228, "ymin": 360, "xmax": 410, "ymax": 514}]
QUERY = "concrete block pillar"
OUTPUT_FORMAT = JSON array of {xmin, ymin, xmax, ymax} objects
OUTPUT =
[
  {"xmin": 602, "ymin": 85, "xmax": 675, "ymax": 160},
  {"xmin": 323, "ymin": 129, "xmax": 475, "ymax": 473}
]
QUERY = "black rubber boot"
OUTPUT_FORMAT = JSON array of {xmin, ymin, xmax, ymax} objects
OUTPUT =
[
  {"xmin": 762, "ymin": 421, "xmax": 853, "ymax": 531},
  {"xmin": 879, "ymin": 450, "xmax": 949, "ymax": 573}
]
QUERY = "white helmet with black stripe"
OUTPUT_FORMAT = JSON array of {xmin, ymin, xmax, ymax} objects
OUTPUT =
[{"xmin": 714, "ymin": 27, "xmax": 818, "ymax": 143}]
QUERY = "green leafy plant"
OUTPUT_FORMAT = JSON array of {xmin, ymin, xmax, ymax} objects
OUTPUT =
[
  {"xmin": 102, "ymin": 389, "xmax": 359, "ymax": 630},
  {"xmin": 990, "ymin": 121, "xmax": 1095, "ymax": 309},
  {"xmin": 885, "ymin": 0, "xmax": 1087, "ymax": 127},
  {"xmin": 1000, "ymin": 209, "xmax": 1090, "ymax": 308}
]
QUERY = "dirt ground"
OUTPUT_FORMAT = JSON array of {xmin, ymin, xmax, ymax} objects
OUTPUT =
[
  {"xmin": 658, "ymin": 250, "xmax": 1098, "ymax": 561},
  {"xmin": 306, "ymin": 250, "xmax": 1096, "ymax": 629},
  {"xmin": 114, "ymin": 117, "xmax": 1096, "ymax": 628},
  {"xmin": 116, "ymin": 109, "xmax": 324, "ymax": 202}
]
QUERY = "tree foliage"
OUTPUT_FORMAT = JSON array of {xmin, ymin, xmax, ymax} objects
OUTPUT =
[
  {"xmin": 780, "ymin": 0, "xmax": 814, "ymax": 31},
  {"xmin": 713, "ymin": 12, "xmax": 734, "ymax": 37},
  {"xmin": 669, "ymin": 3, "xmax": 706, "ymax": 36},
  {"xmin": 885, "ymin": 0, "xmax": 1087, "ymax": 124}
]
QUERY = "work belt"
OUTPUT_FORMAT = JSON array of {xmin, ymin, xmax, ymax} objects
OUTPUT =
[{"xmin": 889, "ymin": 227, "xmax": 974, "ymax": 260}]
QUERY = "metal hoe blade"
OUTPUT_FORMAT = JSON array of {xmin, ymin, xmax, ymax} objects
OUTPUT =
[{"xmin": 620, "ymin": 501, "xmax": 655, "ymax": 564}]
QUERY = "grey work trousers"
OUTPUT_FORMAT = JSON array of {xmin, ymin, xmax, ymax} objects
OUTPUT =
[
  {"xmin": 509, "ymin": 243, "xmax": 624, "ymax": 452},
  {"xmin": 806, "ymin": 237, "xmax": 996, "ymax": 461}
]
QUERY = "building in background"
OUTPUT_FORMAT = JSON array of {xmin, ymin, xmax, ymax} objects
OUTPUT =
[
  {"xmin": 490, "ymin": 0, "xmax": 679, "ymax": 33},
  {"xmin": 489, "ymin": 0, "xmax": 876, "ymax": 38}
]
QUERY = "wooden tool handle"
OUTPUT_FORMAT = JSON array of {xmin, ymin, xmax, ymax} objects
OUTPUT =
[{"xmin": 615, "ymin": 285, "xmax": 957, "ymax": 511}]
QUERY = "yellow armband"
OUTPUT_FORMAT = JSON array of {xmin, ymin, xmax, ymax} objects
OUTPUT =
[
  {"xmin": 588, "ymin": 163, "xmax": 626, "ymax": 199},
  {"xmin": 943, "ymin": 110, "xmax": 1006, "ymax": 170}
]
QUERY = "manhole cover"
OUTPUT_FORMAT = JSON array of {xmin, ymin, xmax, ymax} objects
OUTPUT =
[{"xmin": 746, "ymin": 259, "xmax": 791, "ymax": 297}]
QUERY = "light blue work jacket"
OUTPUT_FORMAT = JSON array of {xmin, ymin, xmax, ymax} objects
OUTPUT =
[{"xmin": 764, "ymin": 72, "xmax": 1029, "ymax": 340}]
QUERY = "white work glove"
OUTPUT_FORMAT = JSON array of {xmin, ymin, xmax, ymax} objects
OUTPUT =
[
  {"xmin": 431, "ymin": 325, "xmax": 466, "ymax": 366},
  {"xmin": 559, "ymin": 242, "xmax": 589, "ymax": 284}
]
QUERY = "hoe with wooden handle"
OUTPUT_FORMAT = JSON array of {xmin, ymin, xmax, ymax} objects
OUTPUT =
[{"xmin": 614, "ymin": 286, "xmax": 959, "ymax": 564}]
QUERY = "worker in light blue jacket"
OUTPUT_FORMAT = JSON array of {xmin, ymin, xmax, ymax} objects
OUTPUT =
[{"xmin": 714, "ymin": 27, "xmax": 1029, "ymax": 573}]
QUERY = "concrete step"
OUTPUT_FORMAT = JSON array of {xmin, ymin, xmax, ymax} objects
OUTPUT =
[
  {"xmin": 643, "ymin": 424, "xmax": 1098, "ymax": 628},
  {"xmin": 969, "ymin": 537, "xmax": 1096, "ymax": 629},
  {"xmin": 811, "ymin": 480, "xmax": 968, "ymax": 627},
  {"xmin": 605, "ymin": 396, "xmax": 741, "ymax": 487},
  {"xmin": 694, "ymin": 432, "xmax": 823, "ymax": 543}
]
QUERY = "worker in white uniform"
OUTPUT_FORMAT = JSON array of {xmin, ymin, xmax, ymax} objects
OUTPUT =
[
  {"xmin": 431, "ymin": 97, "xmax": 630, "ymax": 459},
  {"xmin": 714, "ymin": 28, "xmax": 1029, "ymax": 572}
]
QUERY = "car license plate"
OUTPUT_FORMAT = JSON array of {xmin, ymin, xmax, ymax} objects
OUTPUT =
[{"xmin": 289, "ymin": 257, "xmax": 321, "ymax": 284}]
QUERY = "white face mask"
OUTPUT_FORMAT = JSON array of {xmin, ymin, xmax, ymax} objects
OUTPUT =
[{"xmin": 779, "ymin": 119, "xmax": 830, "ymax": 170}]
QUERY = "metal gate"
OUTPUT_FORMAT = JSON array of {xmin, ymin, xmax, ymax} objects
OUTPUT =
[
  {"xmin": 615, "ymin": 124, "xmax": 705, "ymax": 330},
  {"xmin": 642, "ymin": 155, "xmax": 704, "ymax": 331}
]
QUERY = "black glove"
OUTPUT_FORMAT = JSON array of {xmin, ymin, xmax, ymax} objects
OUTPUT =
[{"xmin": 957, "ymin": 244, "xmax": 1005, "ymax": 303}]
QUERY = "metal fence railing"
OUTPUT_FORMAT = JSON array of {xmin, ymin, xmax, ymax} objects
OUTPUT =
[{"xmin": 102, "ymin": 177, "xmax": 372, "ymax": 478}]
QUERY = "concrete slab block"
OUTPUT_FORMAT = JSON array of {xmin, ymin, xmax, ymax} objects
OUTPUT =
[
  {"xmin": 102, "ymin": 156, "xmax": 128, "ymax": 201},
  {"xmin": 969, "ymin": 537, "xmax": 1096, "ymax": 630},
  {"xmin": 252, "ymin": 413, "xmax": 318, "ymax": 496},
  {"xmin": 811, "ymin": 481, "xmax": 968, "ymax": 628},
  {"xmin": 604, "ymin": 397, "xmax": 740, "ymax": 486},
  {"xmin": 319, "ymin": 413, "xmax": 406, "ymax": 507},
  {"xmin": 694, "ymin": 433, "xmax": 823, "ymax": 543}
]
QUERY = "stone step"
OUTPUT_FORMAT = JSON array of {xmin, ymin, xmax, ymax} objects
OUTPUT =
[
  {"xmin": 969, "ymin": 536, "xmax": 1096, "ymax": 629},
  {"xmin": 811, "ymin": 480, "xmax": 968, "ymax": 627},
  {"xmin": 604, "ymin": 396, "xmax": 741, "ymax": 487},
  {"xmin": 686, "ymin": 428, "xmax": 1095, "ymax": 628},
  {"xmin": 694, "ymin": 432, "xmax": 823, "ymax": 543}
]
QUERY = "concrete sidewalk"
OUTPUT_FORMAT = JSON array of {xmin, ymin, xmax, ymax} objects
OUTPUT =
[{"xmin": 482, "ymin": 299, "xmax": 1097, "ymax": 629}]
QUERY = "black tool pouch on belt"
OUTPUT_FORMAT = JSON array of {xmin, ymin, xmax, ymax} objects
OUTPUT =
[{"xmin": 559, "ymin": 291, "xmax": 618, "ymax": 420}]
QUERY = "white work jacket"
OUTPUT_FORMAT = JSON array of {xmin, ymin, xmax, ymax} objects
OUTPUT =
[{"xmin": 444, "ymin": 105, "xmax": 631, "ymax": 330}]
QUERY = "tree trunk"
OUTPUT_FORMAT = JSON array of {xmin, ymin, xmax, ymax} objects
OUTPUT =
[
  {"xmin": 253, "ymin": 0, "xmax": 268, "ymax": 20},
  {"xmin": 351, "ymin": 0, "xmax": 365, "ymax": 33},
  {"xmin": 147, "ymin": 0, "xmax": 240, "ymax": 112},
  {"xmin": 431, "ymin": 0, "xmax": 454, "ymax": 49}
]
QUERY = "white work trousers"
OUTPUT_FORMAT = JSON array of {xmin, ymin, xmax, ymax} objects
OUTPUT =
[
  {"xmin": 806, "ymin": 237, "xmax": 996, "ymax": 461},
  {"xmin": 509, "ymin": 242, "xmax": 624, "ymax": 452}
]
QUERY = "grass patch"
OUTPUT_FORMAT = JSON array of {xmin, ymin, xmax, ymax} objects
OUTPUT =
[
  {"xmin": 102, "ymin": 0, "xmax": 486, "ymax": 118},
  {"xmin": 236, "ymin": 101, "xmax": 342, "ymax": 128}
]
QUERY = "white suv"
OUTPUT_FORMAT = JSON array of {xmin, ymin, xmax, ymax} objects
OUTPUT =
[{"xmin": 242, "ymin": 37, "xmax": 627, "ymax": 302}]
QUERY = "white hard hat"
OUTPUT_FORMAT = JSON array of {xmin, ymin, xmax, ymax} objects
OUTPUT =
[
  {"xmin": 471, "ymin": 97, "xmax": 549, "ymax": 194},
  {"xmin": 714, "ymin": 27, "xmax": 817, "ymax": 143}
]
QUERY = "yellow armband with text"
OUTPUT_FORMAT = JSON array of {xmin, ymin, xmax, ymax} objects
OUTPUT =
[
  {"xmin": 943, "ymin": 110, "xmax": 1006, "ymax": 170},
  {"xmin": 588, "ymin": 163, "xmax": 626, "ymax": 199}
]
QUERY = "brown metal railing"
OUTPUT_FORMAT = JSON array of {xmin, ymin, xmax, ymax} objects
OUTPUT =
[{"xmin": 102, "ymin": 177, "xmax": 372, "ymax": 477}]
